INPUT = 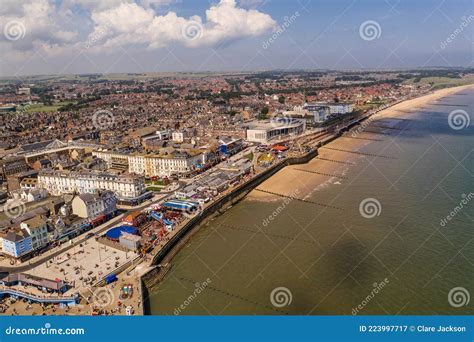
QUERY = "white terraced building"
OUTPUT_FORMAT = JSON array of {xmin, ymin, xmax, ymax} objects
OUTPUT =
[
  {"xmin": 37, "ymin": 170, "xmax": 146, "ymax": 200},
  {"xmin": 314, "ymin": 102, "xmax": 354, "ymax": 115},
  {"xmin": 93, "ymin": 150, "xmax": 206, "ymax": 177}
]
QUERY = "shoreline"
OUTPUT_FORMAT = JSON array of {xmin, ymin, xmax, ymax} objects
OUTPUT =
[
  {"xmin": 140, "ymin": 83, "xmax": 474, "ymax": 315},
  {"xmin": 248, "ymin": 83, "xmax": 474, "ymax": 201}
]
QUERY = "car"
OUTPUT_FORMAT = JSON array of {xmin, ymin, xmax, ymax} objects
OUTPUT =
[{"xmin": 86, "ymin": 232, "xmax": 95, "ymax": 239}]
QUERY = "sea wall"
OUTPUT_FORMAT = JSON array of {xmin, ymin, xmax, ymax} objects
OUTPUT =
[
  {"xmin": 139, "ymin": 102, "xmax": 393, "ymax": 314},
  {"xmin": 140, "ymin": 137, "xmax": 340, "ymax": 314}
]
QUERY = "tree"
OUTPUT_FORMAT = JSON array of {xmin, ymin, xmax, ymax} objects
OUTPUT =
[{"xmin": 278, "ymin": 95, "xmax": 285, "ymax": 104}]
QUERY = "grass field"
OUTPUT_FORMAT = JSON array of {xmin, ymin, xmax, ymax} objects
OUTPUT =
[
  {"xmin": 17, "ymin": 102, "xmax": 73, "ymax": 113},
  {"xmin": 403, "ymin": 76, "xmax": 474, "ymax": 89}
]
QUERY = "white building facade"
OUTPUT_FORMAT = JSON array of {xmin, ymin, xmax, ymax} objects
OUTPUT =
[
  {"xmin": 93, "ymin": 151, "xmax": 206, "ymax": 177},
  {"xmin": 246, "ymin": 119, "xmax": 306, "ymax": 144},
  {"xmin": 37, "ymin": 171, "xmax": 146, "ymax": 200}
]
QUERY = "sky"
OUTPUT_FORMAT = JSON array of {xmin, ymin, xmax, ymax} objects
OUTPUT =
[{"xmin": 0, "ymin": 0, "xmax": 473, "ymax": 77}]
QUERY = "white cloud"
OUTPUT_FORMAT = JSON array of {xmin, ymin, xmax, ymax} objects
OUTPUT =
[
  {"xmin": 86, "ymin": 0, "xmax": 277, "ymax": 49},
  {"xmin": 1, "ymin": 0, "xmax": 276, "ymax": 63},
  {"xmin": 1, "ymin": 0, "xmax": 77, "ymax": 49}
]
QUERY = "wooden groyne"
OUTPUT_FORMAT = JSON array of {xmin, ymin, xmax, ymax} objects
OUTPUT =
[
  {"xmin": 320, "ymin": 146, "xmax": 397, "ymax": 159},
  {"xmin": 139, "ymin": 93, "xmax": 424, "ymax": 313},
  {"xmin": 293, "ymin": 168, "xmax": 347, "ymax": 179},
  {"xmin": 253, "ymin": 188, "xmax": 343, "ymax": 210},
  {"xmin": 370, "ymin": 125, "xmax": 409, "ymax": 131},
  {"xmin": 340, "ymin": 135, "xmax": 383, "ymax": 142},
  {"xmin": 431, "ymin": 103, "xmax": 468, "ymax": 107},
  {"xmin": 315, "ymin": 157, "xmax": 356, "ymax": 166},
  {"xmin": 141, "ymin": 145, "xmax": 326, "ymax": 313}
]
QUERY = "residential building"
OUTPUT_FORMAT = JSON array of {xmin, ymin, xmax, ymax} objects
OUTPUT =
[
  {"xmin": 0, "ymin": 228, "xmax": 33, "ymax": 258},
  {"xmin": 93, "ymin": 149, "xmax": 206, "ymax": 177},
  {"xmin": 19, "ymin": 188, "xmax": 48, "ymax": 203},
  {"xmin": 218, "ymin": 137, "xmax": 244, "ymax": 155},
  {"xmin": 72, "ymin": 193, "xmax": 105, "ymax": 219},
  {"xmin": 37, "ymin": 170, "xmax": 146, "ymax": 201},
  {"xmin": 49, "ymin": 215, "xmax": 89, "ymax": 240},
  {"xmin": 283, "ymin": 104, "xmax": 331, "ymax": 125},
  {"xmin": 20, "ymin": 215, "xmax": 49, "ymax": 250},
  {"xmin": 315, "ymin": 102, "xmax": 354, "ymax": 115},
  {"xmin": 71, "ymin": 191, "xmax": 117, "ymax": 220},
  {"xmin": 172, "ymin": 131, "xmax": 186, "ymax": 143}
]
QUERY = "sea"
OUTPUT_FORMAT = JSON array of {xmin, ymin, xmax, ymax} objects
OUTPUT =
[{"xmin": 147, "ymin": 89, "xmax": 474, "ymax": 315}]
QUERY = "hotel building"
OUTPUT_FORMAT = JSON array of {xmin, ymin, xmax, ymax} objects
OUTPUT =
[
  {"xmin": 93, "ymin": 150, "xmax": 206, "ymax": 177},
  {"xmin": 37, "ymin": 170, "xmax": 146, "ymax": 201}
]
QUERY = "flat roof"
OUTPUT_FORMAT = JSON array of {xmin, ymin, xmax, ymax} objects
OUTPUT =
[{"xmin": 246, "ymin": 119, "xmax": 304, "ymax": 130}]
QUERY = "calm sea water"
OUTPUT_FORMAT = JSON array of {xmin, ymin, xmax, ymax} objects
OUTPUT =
[{"xmin": 147, "ymin": 91, "xmax": 474, "ymax": 315}]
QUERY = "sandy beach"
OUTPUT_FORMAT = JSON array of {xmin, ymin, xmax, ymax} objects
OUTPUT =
[{"xmin": 249, "ymin": 84, "xmax": 474, "ymax": 201}]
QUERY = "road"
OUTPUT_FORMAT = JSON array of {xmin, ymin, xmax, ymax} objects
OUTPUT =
[{"xmin": 0, "ymin": 193, "xmax": 170, "ymax": 273}]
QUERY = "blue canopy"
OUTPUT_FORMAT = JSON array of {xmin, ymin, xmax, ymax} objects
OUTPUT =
[{"xmin": 106, "ymin": 225, "xmax": 138, "ymax": 240}]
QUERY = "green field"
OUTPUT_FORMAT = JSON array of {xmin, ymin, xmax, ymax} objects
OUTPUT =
[
  {"xmin": 403, "ymin": 76, "xmax": 474, "ymax": 90},
  {"xmin": 17, "ymin": 102, "xmax": 73, "ymax": 113}
]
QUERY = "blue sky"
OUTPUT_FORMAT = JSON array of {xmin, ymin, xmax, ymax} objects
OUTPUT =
[{"xmin": 0, "ymin": 0, "xmax": 472, "ymax": 76}]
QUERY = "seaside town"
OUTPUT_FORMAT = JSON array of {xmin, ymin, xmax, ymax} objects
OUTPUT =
[{"xmin": 0, "ymin": 68, "xmax": 472, "ymax": 315}]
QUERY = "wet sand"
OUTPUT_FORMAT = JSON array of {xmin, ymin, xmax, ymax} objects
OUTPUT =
[{"xmin": 249, "ymin": 84, "xmax": 474, "ymax": 201}]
